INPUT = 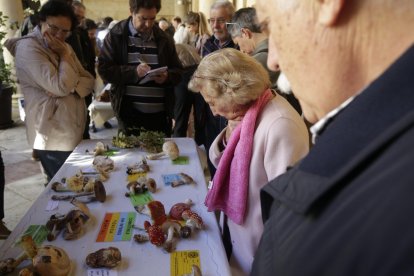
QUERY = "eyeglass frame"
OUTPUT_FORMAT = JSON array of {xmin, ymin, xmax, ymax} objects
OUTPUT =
[
  {"xmin": 46, "ymin": 22, "xmax": 72, "ymax": 38},
  {"xmin": 208, "ymin": 17, "xmax": 227, "ymax": 25}
]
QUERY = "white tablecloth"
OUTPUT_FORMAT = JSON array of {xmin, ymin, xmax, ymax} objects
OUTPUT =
[{"xmin": 0, "ymin": 138, "xmax": 230, "ymax": 276}]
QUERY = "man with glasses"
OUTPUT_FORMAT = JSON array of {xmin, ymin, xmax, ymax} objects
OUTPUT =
[
  {"xmin": 98, "ymin": 0, "xmax": 182, "ymax": 136},
  {"xmin": 197, "ymin": 0, "xmax": 238, "ymax": 178}
]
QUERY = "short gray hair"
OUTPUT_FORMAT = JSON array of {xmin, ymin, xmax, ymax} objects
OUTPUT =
[
  {"xmin": 228, "ymin": 7, "xmax": 261, "ymax": 38},
  {"xmin": 211, "ymin": 0, "xmax": 235, "ymax": 17}
]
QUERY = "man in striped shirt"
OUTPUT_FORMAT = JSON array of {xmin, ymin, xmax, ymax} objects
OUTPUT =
[{"xmin": 98, "ymin": 0, "xmax": 182, "ymax": 136}]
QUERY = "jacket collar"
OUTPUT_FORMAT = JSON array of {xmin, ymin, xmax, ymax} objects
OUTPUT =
[{"xmin": 263, "ymin": 44, "xmax": 414, "ymax": 215}]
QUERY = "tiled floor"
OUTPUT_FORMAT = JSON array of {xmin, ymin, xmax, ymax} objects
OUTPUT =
[{"xmin": 0, "ymin": 98, "xmax": 118, "ymax": 233}]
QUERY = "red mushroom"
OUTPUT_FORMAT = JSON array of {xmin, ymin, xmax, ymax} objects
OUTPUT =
[
  {"xmin": 144, "ymin": 221, "xmax": 165, "ymax": 246},
  {"xmin": 181, "ymin": 210, "xmax": 204, "ymax": 230},
  {"xmin": 169, "ymin": 199, "xmax": 193, "ymax": 220}
]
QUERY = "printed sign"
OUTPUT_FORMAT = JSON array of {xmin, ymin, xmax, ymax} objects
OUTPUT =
[
  {"xmin": 96, "ymin": 212, "xmax": 136, "ymax": 242},
  {"xmin": 170, "ymin": 250, "xmax": 201, "ymax": 276}
]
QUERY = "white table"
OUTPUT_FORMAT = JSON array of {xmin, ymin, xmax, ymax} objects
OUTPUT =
[{"xmin": 0, "ymin": 138, "xmax": 230, "ymax": 276}]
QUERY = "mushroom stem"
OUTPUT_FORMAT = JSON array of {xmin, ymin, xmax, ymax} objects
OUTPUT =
[{"xmin": 146, "ymin": 152, "xmax": 166, "ymax": 160}]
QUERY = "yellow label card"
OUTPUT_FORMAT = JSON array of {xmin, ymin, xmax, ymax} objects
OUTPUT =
[{"xmin": 170, "ymin": 250, "xmax": 201, "ymax": 276}]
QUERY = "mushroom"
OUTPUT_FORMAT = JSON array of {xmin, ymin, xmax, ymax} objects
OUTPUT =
[
  {"xmin": 171, "ymin": 173, "xmax": 196, "ymax": 188},
  {"xmin": 133, "ymin": 234, "xmax": 149, "ymax": 243},
  {"xmin": 51, "ymin": 180, "xmax": 106, "ymax": 203},
  {"xmin": 146, "ymin": 141, "xmax": 180, "ymax": 161},
  {"xmin": 93, "ymin": 155, "xmax": 115, "ymax": 174},
  {"xmin": 179, "ymin": 226, "xmax": 192, "ymax": 239},
  {"xmin": 135, "ymin": 200, "xmax": 167, "ymax": 226},
  {"xmin": 51, "ymin": 182, "xmax": 72, "ymax": 192},
  {"xmin": 85, "ymin": 247, "xmax": 122, "ymax": 268},
  {"xmin": 125, "ymin": 177, "xmax": 157, "ymax": 197},
  {"xmin": 145, "ymin": 178, "xmax": 157, "ymax": 193},
  {"xmin": 169, "ymin": 199, "xmax": 193, "ymax": 220},
  {"xmin": 161, "ymin": 220, "xmax": 181, "ymax": 253},
  {"xmin": 62, "ymin": 209, "xmax": 89, "ymax": 240},
  {"xmin": 126, "ymin": 158, "xmax": 150, "ymax": 174},
  {"xmin": 181, "ymin": 210, "xmax": 204, "ymax": 231},
  {"xmin": 45, "ymin": 214, "xmax": 66, "ymax": 241},
  {"xmin": 144, "ymin": 221, "xmax": 165, "ymax": 246},
  {"xmin": 182, "ymin": 264, "xmax": 202, "ymax": 276},
  {"xmin": 0, "ymin": 236, "xmax": 71, "ymax": 276},
  {"xmin": 32, "ymin": 245, "xmax": 71, "ymax": 276},
  {"xmin": 93, "ymin": 142, "xmax": 108, "ymax": 156}
]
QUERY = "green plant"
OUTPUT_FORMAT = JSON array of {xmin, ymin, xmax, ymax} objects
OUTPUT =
[{"xmin": 0, "ymin": 11, "xmax": 17, "ymax": 90}]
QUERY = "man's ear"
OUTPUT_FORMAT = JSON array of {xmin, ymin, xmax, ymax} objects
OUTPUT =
[
  {"xmin": 241, "ymin": 28, "xmax": 253, "ymax": 39},
  {"xmin": 318, "ymin": 0, "xmax": 345, "ymax": 26}
]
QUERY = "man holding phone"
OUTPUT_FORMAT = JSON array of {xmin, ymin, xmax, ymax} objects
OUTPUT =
[{"xmin": 98, "ymin": 0, "xmax": 182, "ymax": 136}]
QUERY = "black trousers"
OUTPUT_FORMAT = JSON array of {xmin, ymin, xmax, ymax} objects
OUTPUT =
[
  {"xmin": 0, "ymin": 151, "xmax": 4, "ymax": 220},
  {"xmin": 36, "ymin": 150, "xmax": 71, "ymax": 182}
]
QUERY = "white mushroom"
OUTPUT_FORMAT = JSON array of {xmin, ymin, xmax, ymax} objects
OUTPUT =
[
  {"xmin": 146, "ymin": 141, "xmax": 180, "ymax": 160},
  {"xmin": 161, "ymin": 221, "xmax": 181, "ymax": 253}
]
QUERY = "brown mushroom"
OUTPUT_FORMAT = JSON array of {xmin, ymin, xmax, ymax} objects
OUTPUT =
[
  {"xmin": 171, "ymin": 173, "xmax": 196, "ymax": 188},
  {"xmin": 51, "ymin": 180, "xmax": 106, "ymax": 203},
  {"xmin": 85, "ymin": 247, "xmax": 122, "ymax": 268},
  {"xmin": 127, "ymin": 158, "xmax": 150, "ymax": 174},
  {"xmin": 133, "ymin": 234, "xmax": 149, "ymax": 243},
  {"xmin": 145, "ymin": 178, "xmax": 157, "ymax": 193},
  {"xmin": 146, "ymin": 141, "xmax": 180, "ymax": 161},
  {"xmin": 32, "ymin": 245, "xmax": 71, "ymax": 276}
]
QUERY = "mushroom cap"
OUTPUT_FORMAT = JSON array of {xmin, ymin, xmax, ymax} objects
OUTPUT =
[
  {"xmin": 94, "ymin": 181, "xmax": 106, "ymax": 202},
  {"xmin": 182, "ymin": 210, "xmax": 204, "ymax": 229},
  {"xmin": 169, "ymin": 203, "xmax": 191, "ymax": 220},
  {"xmin": 85, "ymin": 247, "xmax": 122, "ymax": 268},
  {"xmin": 32, "ymin": 245, "xmax": 71, "ymax": 276},
  {"xmin": 145, "ymin": 178, "xmax": 157, "ymax": 193},
  {"xmin": 162, "ymin": 141, "xmax": 179, "ymax": 160},
  {"xmin": 147, "ymin": 201, "xmax": 167, "ymax": 225},
  {"xmin": 145, "ymin": 222, "xmax": 165, "ymax": 246}
]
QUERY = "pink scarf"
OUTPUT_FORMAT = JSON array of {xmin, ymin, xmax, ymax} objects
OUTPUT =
[{"xmin": 205, "ymin": 89, "xmax": 273, "ymax": 225}]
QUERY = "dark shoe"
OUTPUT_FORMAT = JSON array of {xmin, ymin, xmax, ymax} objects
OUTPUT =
[
  {"xmin": 103, "ymin": 121, "xmax": 112, "ymax": 129},
  {"xmin": 91, "ymin": 124, "xmax": 97, "ymax": 133},
  {"xmin": 0, "ymin": 221, "xmax": 11, "ymax": 239},
  {"xmin": 31, "ymin": 149, "xmax": 40, "ymax": 161}
]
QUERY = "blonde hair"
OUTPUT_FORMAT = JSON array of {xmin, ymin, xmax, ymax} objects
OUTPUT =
[
  {"xmin": 186, "ymin": 11, "xmax": 211, "ymax": 37},
  {"xmin": 188, "ymin": 48, "xmax": 271, "ymax": 106}
]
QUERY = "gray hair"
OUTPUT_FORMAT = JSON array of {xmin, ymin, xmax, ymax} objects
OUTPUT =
[
  {"xmin": 228, "ymin": 7, "xmax": 261, "ymax": 38},
  {"xmin": 211, "ymin": 0, "xmax": 235, "ymax": 17}
]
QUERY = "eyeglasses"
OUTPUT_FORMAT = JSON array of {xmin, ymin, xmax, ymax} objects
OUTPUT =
[
  {"xmin": 46, "ymin": 23, "xmax": 71, "ymax": 38},
  {"xmin": 208, "ymin": 17, "xmax": 227, "ymax": 25}
]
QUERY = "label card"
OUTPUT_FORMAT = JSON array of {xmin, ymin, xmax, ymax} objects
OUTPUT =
[
  {"xmin": 170, "ymin": 250, "xmax": 201, "ymax": 276},
  {"xmin": 96, "ymin": 212, "xmax": 136, "ymax": 242}
]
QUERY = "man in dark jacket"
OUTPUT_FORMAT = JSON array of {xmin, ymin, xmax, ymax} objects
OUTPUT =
[
  {"xmin": 98, "ymin": 0, "xmax": 182, "ymax": 136},
  {"xmin": 252, "ymin": 0, "xmax": 414, "ymax": 275}
]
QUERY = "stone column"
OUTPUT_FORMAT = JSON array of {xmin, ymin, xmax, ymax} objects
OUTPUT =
[
  {"xmin": 174, "ymin": 0, "xmax": 189, "ymax": 19},
  {"xmin": 0, "ymin": 0, "xmax": 24, "ymax": 65}
]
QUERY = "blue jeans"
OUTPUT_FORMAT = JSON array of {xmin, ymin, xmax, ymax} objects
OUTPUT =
[{"xmin": 36, "ymin": 150, "xmax": 71, "ymax": 182}]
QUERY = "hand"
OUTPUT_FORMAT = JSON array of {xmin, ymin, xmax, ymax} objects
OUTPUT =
[
  {"xmin": 136, "ymin": 63, "xmax": 151, "ymax": 78},
  {"xmin": 44, "ymin": 31, "xmax": 69, "ymax": 58},
  {"xmin": 151, "ymin": 71, "xmax": 168, "ymax": 84}
]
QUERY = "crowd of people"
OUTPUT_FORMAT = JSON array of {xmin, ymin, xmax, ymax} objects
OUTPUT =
[{"xmin": 2, "ymin": 0, "xmax": 414, "ymax": 275}]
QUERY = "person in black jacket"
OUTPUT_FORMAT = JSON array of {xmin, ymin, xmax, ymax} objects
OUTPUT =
[
  {"xmin": 98, "ymin": 0, "xmax": 182, "ymax": 136},
  {"xmin": 252, "ymin": 0, "xmax": 414, "ymax": 275}
]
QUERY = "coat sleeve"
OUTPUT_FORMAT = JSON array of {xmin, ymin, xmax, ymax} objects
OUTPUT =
[
  {"xmin": 16, "ymin": 40, "xmax": 92, "ymax": 97},
  {"xmin": 97, "ymin": 30, "xmax": 140, "ymax": 85},
  {"xmin": 209, "ymin": 127, "xmax": 227, "ymax": 169}
]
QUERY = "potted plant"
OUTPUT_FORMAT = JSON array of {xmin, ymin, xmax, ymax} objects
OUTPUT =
[{"xmin": 0, "ymin": 11, "xmax": 17, "ymax": 129}]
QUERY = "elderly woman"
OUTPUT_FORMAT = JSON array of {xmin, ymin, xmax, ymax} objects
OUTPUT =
[
  {"xmin": 188, "ymin": 48, "xmax": 309, "ymax": 275},
  {"xmin": 5, "ymin": 0, "xmax": 94, "ymax": 181}
]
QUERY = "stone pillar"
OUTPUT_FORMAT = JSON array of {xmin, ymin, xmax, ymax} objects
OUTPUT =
[
  {"xmin": 174, "ymin": 0, "xmax": 189, "ymax": 19},
  {"xmin": 198, "ymin": 0, "xmax": 216, "ymax": 19},
  {"xmin": 0, "ymin": 0, "xmax": 24, "ymax": 65}
]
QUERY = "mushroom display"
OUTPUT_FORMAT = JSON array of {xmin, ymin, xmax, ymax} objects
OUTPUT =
[
  {"xmin": 93, "ymin": 141, "xmax": 109, "ymax": 156},
  {"xmin": 0, "ymin": 235, "xmax": 71, "ymax": 276},
  {"xmin": 146, "ymin": 141, "xmax": 179, "ymax": 161},
  {"xmin": 85, "ymin": 247, "xmax": 122, "ymax": 268}
]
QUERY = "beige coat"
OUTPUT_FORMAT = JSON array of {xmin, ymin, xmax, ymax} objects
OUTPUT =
[
  {"xmin": 6, "ymin": 27, "xmax": 94, "ymax": 151},
  {"xmin": 210, "ymin": 94, "xmax": 309, "ymax": 275}
]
